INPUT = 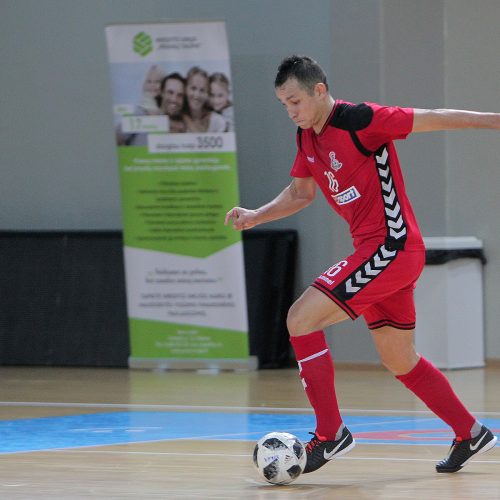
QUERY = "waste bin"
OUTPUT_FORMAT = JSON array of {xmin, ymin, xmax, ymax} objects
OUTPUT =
[{"xmin": 414, "ymin": 237, "xmax": 486, "ymax": 369}]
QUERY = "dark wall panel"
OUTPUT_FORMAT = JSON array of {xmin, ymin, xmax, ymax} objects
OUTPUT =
[
  {"xmin": 0, "ymin": 230, "xmax": 297, "ymax": 368},
  {"xmin": 0, "ymin": 232, "xmax": 129, "ymax": 366},
  {"xmin": 244, "ymin": 230, "xmax": 297, "ymax": 368}
]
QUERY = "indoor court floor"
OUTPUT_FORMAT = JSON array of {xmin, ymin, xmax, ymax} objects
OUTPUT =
[{"xmin": 0, "ymin": 364, "xmax": 498, "ymax": 499}]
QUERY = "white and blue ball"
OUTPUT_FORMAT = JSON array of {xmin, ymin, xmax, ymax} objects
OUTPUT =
[{"xmin": 253, "ymin": 432, "xmax": 306, "ymax": 485}]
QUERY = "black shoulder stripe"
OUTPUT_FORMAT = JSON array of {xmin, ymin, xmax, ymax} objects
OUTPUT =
[
  {"xmin": 330, "ymin": 103, "xmax": 374, "ymax": 131},
  {"xmin": 349, "ymin": 131, "xmax": 373, "ymax": 157},
  {"xmin": 330, "ymin": 103, "xmax": 374, "ymax": 156}
]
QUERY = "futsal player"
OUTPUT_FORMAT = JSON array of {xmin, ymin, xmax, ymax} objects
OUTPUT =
[{"xmin": 225, "ymin": 55, "xmax": 499, "ymax": 474}]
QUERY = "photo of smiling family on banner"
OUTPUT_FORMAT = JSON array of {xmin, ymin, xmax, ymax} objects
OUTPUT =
[{"xmin": 105, "ymin": 21, "xmax": 251, "ymax": 370}]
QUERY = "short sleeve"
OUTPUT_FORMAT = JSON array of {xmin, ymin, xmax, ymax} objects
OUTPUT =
[
  {"xmin": 290, "ymin": 130, "xmax": 312, "ymax": 178},
  {"xmin": 290, "ymin": 149, "xmax": 312, "ymax": 178},
  {"xmin": 358, "ymin": 103, "xmax": 414, "ymax": 151}
]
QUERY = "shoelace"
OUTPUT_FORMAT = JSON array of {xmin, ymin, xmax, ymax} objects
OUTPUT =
[
  {"xmin": 446, "ymin": 436, "xmax": 463, "ymax": 457},
  {"xmin": 306, "ymin": 432, "xmax": 321, "ymax": 453}
]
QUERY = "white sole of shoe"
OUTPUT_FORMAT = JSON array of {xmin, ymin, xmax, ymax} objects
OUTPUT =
[
  {"xmin": 460, "ymin": 434, "xmax": 498, "ymax": 469},
  {"xmin": 330, "ymin": 438, "xmax": 356, "ymax": 460}
]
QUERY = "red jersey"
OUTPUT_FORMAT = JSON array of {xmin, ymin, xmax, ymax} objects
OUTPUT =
[{"xmin": 291, "ymin": 100, "xmax": 424, "ymax": 251}]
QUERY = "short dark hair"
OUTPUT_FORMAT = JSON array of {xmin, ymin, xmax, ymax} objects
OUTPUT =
[
  {"xmin": 160, "ymin": 72, "xmax": 185, "ymax": 92},
  {"xmin": 274, "ymin": 55, "xmax": 328, "ymax": 94}
]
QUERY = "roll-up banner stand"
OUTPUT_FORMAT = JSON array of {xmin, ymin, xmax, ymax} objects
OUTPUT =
[{"xmin": 105, "ymin": 21, "xmax": 254, "ymax": 370}]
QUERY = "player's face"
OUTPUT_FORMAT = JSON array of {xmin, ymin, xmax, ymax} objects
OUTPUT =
[
  {"xmin": 276, "ymin": 78, "xmax": 328, "ymax": 132},
  {"xmin": 209, "ymin": 82, "xmax": 229, "ymax": 112},
  {"xmin": 162, "ymin": 79, "xmax": 185, "ymax": 118},
  {"xmin": 187, "ymin": 73, "xmax": 209, "ymax": 113}
]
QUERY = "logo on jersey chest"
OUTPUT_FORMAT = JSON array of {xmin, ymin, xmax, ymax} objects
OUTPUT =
[{"xmin": 329, "ymin": 151, "xmax": 343, "ymax": 171}]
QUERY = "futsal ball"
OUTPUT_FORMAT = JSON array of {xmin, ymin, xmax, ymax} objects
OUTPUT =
[{"xmin": 253, "ymin": 432, "xmax": 306, "ymax": 485}]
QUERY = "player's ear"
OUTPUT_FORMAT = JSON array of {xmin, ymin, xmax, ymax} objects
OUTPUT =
[{"xmin": 314, "ymin": 82, "xmax": 328, "ymax": 98}]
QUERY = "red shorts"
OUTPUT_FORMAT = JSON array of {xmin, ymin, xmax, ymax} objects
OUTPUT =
[{"xmin": 312, "ymin": 242, "xmax": 425, "ymax": 330}]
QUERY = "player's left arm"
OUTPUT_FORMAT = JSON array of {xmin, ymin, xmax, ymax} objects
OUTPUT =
[{"xmin": 412, "ymin": 108, "xmax": 500, "ymax": 133}]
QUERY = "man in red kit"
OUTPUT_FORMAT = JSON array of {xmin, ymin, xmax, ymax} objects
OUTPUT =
[{"xmin": 225, "ymin": 55, "xmax": 498, "ymax": 474}]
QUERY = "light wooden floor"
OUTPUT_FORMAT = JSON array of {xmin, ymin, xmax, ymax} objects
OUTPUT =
[{"xmin": 0, "ymin": 364, "xmax": 498, "ymax": 499}]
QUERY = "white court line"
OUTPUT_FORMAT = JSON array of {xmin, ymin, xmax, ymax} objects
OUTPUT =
[
  {"xmin": 0, "ymin": 401, "xmax": 313, "ymax": 412},
  {"xmin": 0, "ymin": 430, "xmax": 293, "ymax": 456},
  {"xmin": 0, "ymin": 440, "xmax": 461, "ymax": 456},
  {"xmin": 49, "ymin": 449, "xmax": 500, "ymax": 465},
  {"xmin": 1, "ymin": 401, "xmax": 499, "ymax": 417}
]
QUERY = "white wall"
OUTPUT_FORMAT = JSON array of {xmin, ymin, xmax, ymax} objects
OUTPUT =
[
  {"xmin": 0, "ymin": 0, "xmax": 332, "ymax": 231},
  {"xmin": 327, "ymin": 0, "xmax": 450, "ymax": 362},
  {"xmin": 328, "ymin": 0, "xmax": 500, "ymax": 362},
  {"xmin": 1, "ymin": 0, "xmax": 499, "ymax": 361},
  {"xmin": 444, "ymin": 0, "xmax": 500, "ymax": 358}
]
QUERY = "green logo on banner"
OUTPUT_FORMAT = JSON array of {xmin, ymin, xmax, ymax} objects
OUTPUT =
[{"xmin": 133, "ymin": 32, "xmax": 153, "ymax": 56}]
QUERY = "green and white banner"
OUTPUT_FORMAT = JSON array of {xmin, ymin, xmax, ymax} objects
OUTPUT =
[{"xmin": 105, "ymin": 21, "xmax": 252, "ymax": 369}]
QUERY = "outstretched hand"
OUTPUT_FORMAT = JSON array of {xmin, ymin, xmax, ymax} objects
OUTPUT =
[{"xmin": 224, "ymin": 207, "xmax": 259, "ymax": 231}]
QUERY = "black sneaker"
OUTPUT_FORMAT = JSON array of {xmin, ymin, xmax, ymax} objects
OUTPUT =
[
  {"xmin": 303, "ymin": 426, "xmax": 355, "ymax": 473},
  {"xmin": 436, "ymin": 425, "xmax": 498, "ymax": 473}
]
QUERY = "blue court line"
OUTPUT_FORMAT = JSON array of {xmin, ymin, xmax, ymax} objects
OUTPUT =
[{"xmin": 0, "ymin": 412, "xmax": 498, "ymax": 454}]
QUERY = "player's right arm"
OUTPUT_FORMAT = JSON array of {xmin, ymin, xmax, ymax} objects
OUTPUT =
[{"xmin": 224, "ymin": 177, "xmax": 316, "ymax": 231}]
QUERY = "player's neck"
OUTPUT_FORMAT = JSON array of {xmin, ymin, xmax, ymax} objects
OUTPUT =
[{"xmin": 313, "ymin": 96, "xmax": 335, "ymax": 134}]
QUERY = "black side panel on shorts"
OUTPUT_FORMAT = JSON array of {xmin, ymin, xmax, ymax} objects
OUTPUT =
[{"xmin": 332, "ymin": 244, "xmax": 399, "ymax": 303}]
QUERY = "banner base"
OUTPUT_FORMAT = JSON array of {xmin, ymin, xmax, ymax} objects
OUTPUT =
[{"xmin": 128, "ymin": 356, "xmax": 258, "ymax": 371}]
